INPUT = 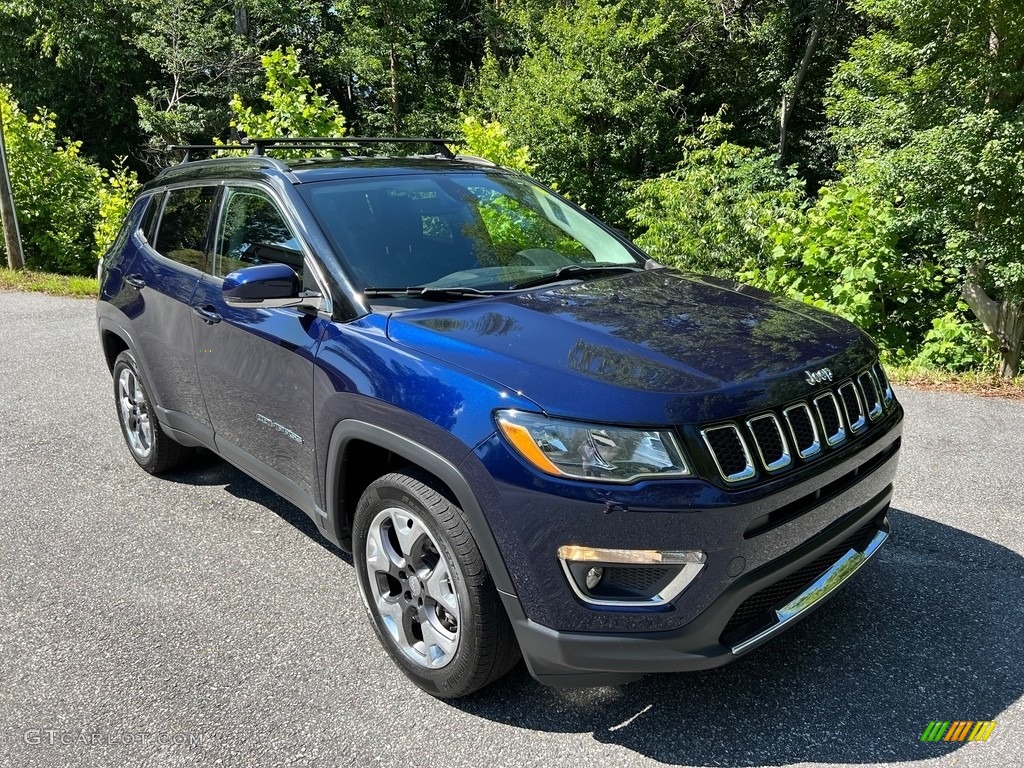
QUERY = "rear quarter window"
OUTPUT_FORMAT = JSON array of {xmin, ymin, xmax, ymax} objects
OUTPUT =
[
  {"xmin": 102, "ymin": 195, "xmax": 152, "ymax": 268},
  {"xmin": 139, "ymin": 192, "xmax": 164, "ymax": 245}
]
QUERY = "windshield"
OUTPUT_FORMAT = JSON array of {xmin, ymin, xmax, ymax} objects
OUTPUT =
[{"xmin": 299, "ymin": 171, "xmax": 642, "ymax": 293}]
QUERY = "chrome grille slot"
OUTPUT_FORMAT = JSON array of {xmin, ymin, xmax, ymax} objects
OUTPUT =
[
  {"xmin": 701, "ymin": 425, "xmax": 756, "ymax": 482},
  {"xmin": 813, "ymin": 392, "xmax": 846, "ymax": 445},
  {"xmin": 873, "ymin": 362, "xmax": 893, "ymax": 405},
  {"xmin": 783, "ymin": 403, "xmax": 821, "ymax": 459},
  {"xmin": 838, "ymin": 382, "xmax": 866, "ymax": 432},
  {"xmin": 746, "ymin": 414, "xmax": 791, "ymax": 471},
  {"xmin": 857, "ymin": 372, "xmax": 883, "ymax": 420}
]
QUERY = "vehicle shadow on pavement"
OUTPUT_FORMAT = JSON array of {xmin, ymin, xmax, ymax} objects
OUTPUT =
[
  {"xmin": 161, "ymin": 449, "xmax": 351, "ymax": 562},
  {"xmin": 456, "ymin": 508, "xmax": 1024, "ymax": 766}
]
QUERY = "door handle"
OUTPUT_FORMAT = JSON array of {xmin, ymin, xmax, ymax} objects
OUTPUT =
[
  {"xmin": 192, "ymin": 305, "xmax": 222, "ymax": 325},
  {"xmin": 124, "ymin": 273, "xmax": 145, "ymax": 289}
]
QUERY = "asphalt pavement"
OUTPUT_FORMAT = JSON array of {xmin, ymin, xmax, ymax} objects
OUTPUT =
[{"xmin": 1, "ymin": 291, "xmax": 1022, "ymax": 767}]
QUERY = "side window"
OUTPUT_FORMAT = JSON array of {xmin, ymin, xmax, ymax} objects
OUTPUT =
[
  {"xmin": 139, "ymin": 192, "xmax": 164, "ymax": 244},
  {"xmin": 215, "ymin": 188, "xmax": 304, "ymax": 284},
  {"xmin": 152, "ymin": 186, "xmax": 218, "ymax": 271}
]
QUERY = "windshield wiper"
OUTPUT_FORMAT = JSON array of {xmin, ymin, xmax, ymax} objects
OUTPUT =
[
  {"xmin": 511, "ymin": 264, "xmax": 643, "ymax": 290},
  {"xmin": 363, "ymin": 286, "xmax": 506, "ymax": 301},
  {"xmin": 364, "ymin": 265, "xmax": 643, "ymax": 299}
]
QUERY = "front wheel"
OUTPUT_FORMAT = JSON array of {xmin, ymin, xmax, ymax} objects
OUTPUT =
[{"xmin": 353, "ymin": 470, "xmax": 519, "ymax": 698}]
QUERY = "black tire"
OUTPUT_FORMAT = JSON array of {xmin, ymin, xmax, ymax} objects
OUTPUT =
[
  {"xmin": 353, "ymin": 469, "xmax": 520, "ymax": 698},
  {"xmin": 112, "ymin": 350, "xmax": 192, "ymax": 474}
]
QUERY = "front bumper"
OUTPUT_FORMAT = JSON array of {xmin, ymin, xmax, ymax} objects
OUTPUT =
[
  {"xmin": 472, "ymin": 405, "xmax": 903, "ymax": 687},
  {"xmin": 501, "ymin": 491, "xmax": 891, "ymax": 687}
]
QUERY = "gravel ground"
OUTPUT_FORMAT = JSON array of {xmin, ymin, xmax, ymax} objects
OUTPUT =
[{"xmin": 1, "ymin": 291, "xmax": 1021, "ymax": 768}]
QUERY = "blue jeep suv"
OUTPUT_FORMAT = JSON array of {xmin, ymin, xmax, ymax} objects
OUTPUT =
[{"xmin": 97, "ymin": 137, "xmax": 903, "ymax": 698}]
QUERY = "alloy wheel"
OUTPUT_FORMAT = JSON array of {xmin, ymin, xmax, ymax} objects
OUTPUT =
[
  {"xmin": 117, "ymin": 367, "xmax": 153, "ymax": 460},
  {"xmin": 364, "ymin": 506, "xmax": 461, "ymax": 669}
]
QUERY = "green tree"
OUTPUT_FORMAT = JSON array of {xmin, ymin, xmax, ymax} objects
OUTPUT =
[
  {"xmin": 474, "ymin": 0, "xmax": 699, "ymax": 226},
  {"xmin": 693, "ymin": 0, "xmax": 865, "ymax": 184},
  {"xmin": 226, "ymin": 47, "xmax": 346, "ymax": 143},
  {"xmin": 0, "ymin": 0, "xmax": 154, "ymax": 167},
  {"xmin": 309, "ymin": 0, "xmax": 493, "ymax": 135},
  {"xmin": 826, "ymin": 0, "xmax": 1024, "ymax": 375},
  {"xmin": 133, "ymin": 0, "xmax": 265, "ymax": 168},
  {"xmin": 0, "ymin": 85, "xmax": 105, "ymax": 274},
  {"xmin": 740, "ymin": 176, "xmax": 951, "ymax": 356},
  {"xmin": 94, "ymin": 159, "xmax": 141, "ymax": 259},
  {"xmin": 627, "ymin": 113, "xmax": 805, "ymax": 276},
  {"xmin": 458, "ymin": 116, "xmax": 534, "ymax": 174}
]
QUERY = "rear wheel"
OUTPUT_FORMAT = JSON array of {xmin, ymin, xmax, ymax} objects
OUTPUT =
[
  {"xmin": 112, "ymin": 350, "xmax": 192, "ymax": 474},
  {"xmin": 353, "ymin": 470, "xmax": 520, "ymax": 698}
]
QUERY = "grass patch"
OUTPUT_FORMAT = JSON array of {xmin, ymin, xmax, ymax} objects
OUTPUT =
[
  {"xmin": 888, "ymin": 364, "xmax": 1024, "ymax": 400},
  {"xmin": 0, "ymin": 268, "xmax": 98, "ymax": 298}
]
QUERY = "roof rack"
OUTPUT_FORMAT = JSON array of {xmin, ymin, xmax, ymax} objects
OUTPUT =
[{"xmin": 167, "ymin": 136, "xmax": 457, "ymax": 163}]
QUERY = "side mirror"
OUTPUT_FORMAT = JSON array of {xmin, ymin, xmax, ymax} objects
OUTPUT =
[{"xmin": 222, "ymin": 263, "xmax": 321, "ymax": 311}]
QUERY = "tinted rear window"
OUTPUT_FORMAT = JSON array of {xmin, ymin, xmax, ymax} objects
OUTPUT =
[{"xmin": 153, "ymin": 186, "xmax": 218, "ymax": 271}]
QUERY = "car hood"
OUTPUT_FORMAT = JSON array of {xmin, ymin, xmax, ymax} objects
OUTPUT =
[{"xmin": 384, "ymin": 269, "xmax": 877, "ymax": 425}]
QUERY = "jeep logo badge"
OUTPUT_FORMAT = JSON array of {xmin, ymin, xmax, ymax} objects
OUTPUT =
[{"xmin": 805, "ymin": 367, "xmax": 833, "ymax": 386}]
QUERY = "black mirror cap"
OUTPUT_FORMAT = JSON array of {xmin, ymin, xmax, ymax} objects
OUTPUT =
[{"xmin": 222, "ymin": 263, "xmax": 300, "ymax": 303}]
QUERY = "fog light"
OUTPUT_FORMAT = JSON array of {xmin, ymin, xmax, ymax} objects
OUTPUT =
[
  {"xmin": 557, "ymin": 545, "xmax": 706, "ymax": 608},
  {"xmin": 557, "ymin": 546, "xmax": 704, "ymax": 565}
]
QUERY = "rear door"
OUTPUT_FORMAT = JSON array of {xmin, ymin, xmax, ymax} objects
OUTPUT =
[
  {"xmin": 190, "ymin": 184, "xmax": 330, "ymax": 493},
  {"xmin": 126, "ymin": 185, "xmax": 219, "ymax": 433}
]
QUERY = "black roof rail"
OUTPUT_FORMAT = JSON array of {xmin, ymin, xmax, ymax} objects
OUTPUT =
[
  {"xmin": 167, "ymin": 136, "xmax": 458, "ymax": 163},
  {"xmin": 166, "ymin": 144, "xmax": 254, "ymax": 163},
  {"xmin": 163, "ymin": 145, "xmax": 294, "ymax": 177},
  {"xmin": 248, "ymin": 136, "xmax": 457, "ymax": 159}
]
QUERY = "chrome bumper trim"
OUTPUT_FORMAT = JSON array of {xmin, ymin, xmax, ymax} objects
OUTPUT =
[{"xmin": 730, "ymin": 528, "xmax": 888, "ymax": 655}]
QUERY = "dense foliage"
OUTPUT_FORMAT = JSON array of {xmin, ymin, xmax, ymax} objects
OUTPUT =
[
  {"xmin": 1, "ymin": 0, "xmax": 1021, "ymax": 373},
  {"xmin": 0, "ymin": 86, "xmax": 135, "ymax": 273},
  {"xmin": 226, "ymin": 47, "xmax": 347, "ymax": 143},
  {"xmin": 628, "ymin": 113, "xmax": 805, "ymax": 278}
]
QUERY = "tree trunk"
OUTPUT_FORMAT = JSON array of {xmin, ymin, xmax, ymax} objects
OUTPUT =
[
  {"xmin": 0, "ymin": 108, "xmax": 25, "ymax": 270},
  {"xmin": 233, "ymin": 1, "xmax": 249, "ymax": 36},
  {"xmin": 777, "ymin": 8, "xmax": 825, "ymax": 168},
  {"xmin": 389, "ymin": 43, "xmax": 400, "ymax": 134},
  {"xmin": 963, "ymin": 278, "xmax": 1024, "ymax": 377}
]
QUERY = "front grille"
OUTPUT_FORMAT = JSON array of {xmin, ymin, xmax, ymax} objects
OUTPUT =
[
  {"xmin": 873, "ymin": 362, "xmax": 894, "ymax": 404},
  {"xmin": 857, "ymin": 372, "xmax": 882, "ymax": 420},
  {"xmin": 783, "ymin": 404, "xmax": 820, "ymax": 459},
  {"xmin": 814, "ymin": 392, "xmax": 846, "ymax": 445},
  {"xmin": 746, "ymin": 414, "xmax": 790, "ymax": 471},
  {"xmin": 838, "ymin": 382, "xmax": 866, "ymax": 432},
  {"xmin": 720, "ymin": 523, "xmax": 880, "ymax": 647},
  {"xmin": 701, "ymin": 425, "xmax": 755, "ymax": 482},
  {"xmin": 699, "ymin": 364, "xmax": 894, "ymax": 484}
]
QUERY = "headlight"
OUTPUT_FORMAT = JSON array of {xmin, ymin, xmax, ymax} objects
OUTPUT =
[{"xmin": 495, "ymin": 410, "xmax": 691, "ymax": 482}]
